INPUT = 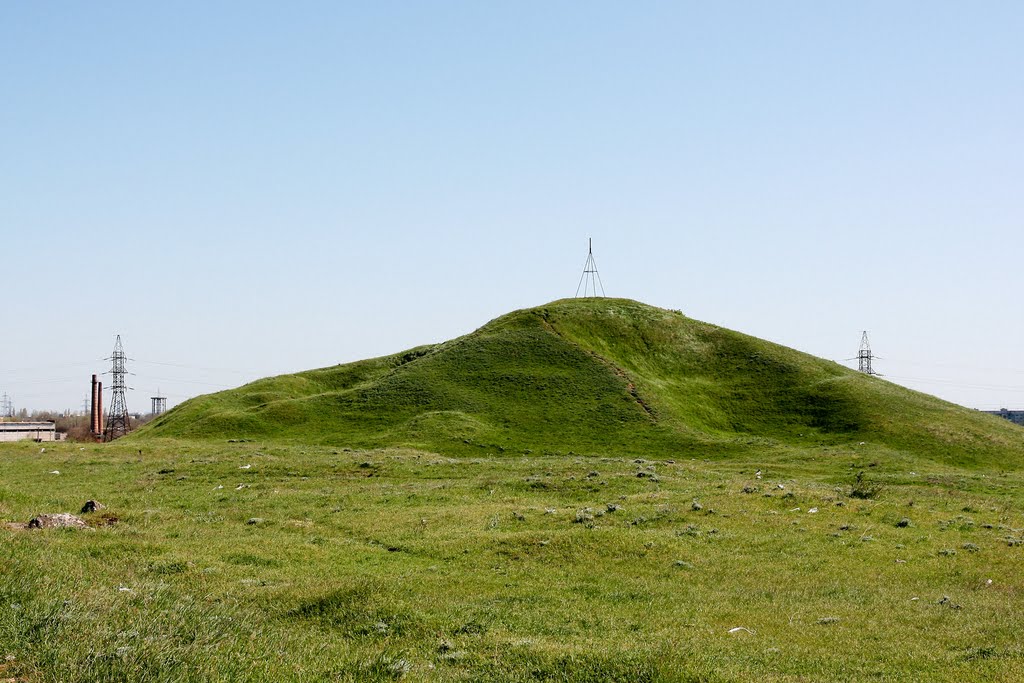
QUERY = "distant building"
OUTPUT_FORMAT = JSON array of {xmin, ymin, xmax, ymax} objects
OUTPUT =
[
  {"xmin": 985, "ymin": 409, "xmax": 1024, "ymax": 427},
  {"xmin": 0, "ymin": 421, "xmax": 63, "ymax": 442}
]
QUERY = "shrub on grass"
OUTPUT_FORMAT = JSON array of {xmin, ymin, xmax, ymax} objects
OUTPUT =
[{"xmin": 849, "ymin": 471, "xmax": 883, "ymax": 499}]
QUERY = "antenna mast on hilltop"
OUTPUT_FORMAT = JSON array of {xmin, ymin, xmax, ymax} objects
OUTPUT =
[
  {"xmin": 103, "ymin": 335, "xmax": 132, "ymax": 441},
  {"xmin": 575, "ymin": 238, "xmax": 605, "ymax": 298},
  {"xmin": 857, "ymin": 331, "xmax": 879, "ymax": 376}
]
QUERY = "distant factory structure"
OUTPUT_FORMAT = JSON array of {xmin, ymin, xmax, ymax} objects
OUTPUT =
[
  {"xmin": 0, "ymin": 422, "xmax": 62, "ymax": 442},
  {"xmin": 985, "ymin": 409, "xmax": 1024, "ymax": 427},
  {"xmin": 151, "ymin": 391, "xmax": 167, "ymax": 417}
]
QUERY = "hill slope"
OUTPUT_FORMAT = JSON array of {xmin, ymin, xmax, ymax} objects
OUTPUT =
[{"xmin": 140, "ymin": 298, "xmax": 1024, "ymax": 466}]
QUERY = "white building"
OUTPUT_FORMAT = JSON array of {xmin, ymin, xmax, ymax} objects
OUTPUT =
[{"xmin": 0, "ymin": 422, "xmax": 62, "ymax": 442}]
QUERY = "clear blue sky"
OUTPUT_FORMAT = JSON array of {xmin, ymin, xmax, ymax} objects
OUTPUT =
[{"xmin": 2, "ymin": 2, "xmax": 1022, "ymax": 413}]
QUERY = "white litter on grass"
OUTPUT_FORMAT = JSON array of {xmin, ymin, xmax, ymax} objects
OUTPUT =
[
  {"xmin": 808, "ymin": 508, "xmax": 819, "ymax": 514},
  {"xmin": 117, "ymin": 586, "xmax": 132, "ymax": 593},
  {"xmin": 239, "ymin": 464, "xmax": 251, "ymax": 469},
  {"xmin": 49, "ymin": 470, "xmax": 60, "ymax": 475},
  {"xmin": 40, "ymin": 448, "xmax": 46, "ymax": 453},
  {"xmin": 728, "ymin": 627, "xmax": 755, "ymax": 635},
  {"xmin": 235, "ymin": 484, "xmax": 248, "ymax": 490},
  {"xmin": 789, "ymin": 507, "xmax": 801, "ymax": 512},
  {"xmin": 214, "ymin": 485, "xmax": 224, "ymax": 490},
  {"xmin": 986, "ymin": 579, "xmax": 993, "ymax": 586},
  {"xmin": 911, "ymin": 597, "xmax": 919, "ymax": 601}
]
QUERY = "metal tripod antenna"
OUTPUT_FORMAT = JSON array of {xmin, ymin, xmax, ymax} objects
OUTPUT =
[{"xmin": 575, "ymin": 238, "xmax": 606, "ymax": 298}]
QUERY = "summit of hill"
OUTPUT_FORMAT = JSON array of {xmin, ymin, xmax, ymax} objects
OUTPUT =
[{"xmin": 140, "ymin": 298, "xmax": 1023, "ymax": 466}]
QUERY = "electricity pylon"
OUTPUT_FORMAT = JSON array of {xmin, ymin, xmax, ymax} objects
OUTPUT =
[{"xmin": 103, "ymin": 335, "xmax": 132, "ymax": 441}]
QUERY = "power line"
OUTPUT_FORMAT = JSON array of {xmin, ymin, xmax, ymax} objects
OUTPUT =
[
  {"xmin": 2, "ymin": 377, "xmax": 84, "ymax": 386},
  {"xmin": 886, "ymin": 374, "xmax": 1024, "ymax": 392},
  {"xmin": 131, "ymin": 358, "xmax": 255, "ymax": 375},
  {"xmin": 2, "ymin": 358, "xmax": 255, "ymax": 378},
  {"xmin": 0, "ymin": 360, "xmax": 99, "ymax": 375},
  {"xmin": 881, "ymin": 358, "xmax": 1024, "ymax": 375},
  {"xmin": 133, "ymin": 374, "xmax": 235, "ymax": 388}
]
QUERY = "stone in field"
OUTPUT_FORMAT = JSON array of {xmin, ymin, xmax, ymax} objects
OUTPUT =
[{"xmin": 28, "ymin": 513, "xmax": 87, "ymax": 529}]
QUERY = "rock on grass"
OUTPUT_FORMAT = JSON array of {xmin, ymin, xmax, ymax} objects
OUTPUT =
[{"xmin": 28, "ymin": 513, "xmax": 87, "ymax": 529}]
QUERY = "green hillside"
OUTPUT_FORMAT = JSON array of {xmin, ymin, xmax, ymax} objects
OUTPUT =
[
  {"xmin": 6, "ymin": 299, "xmax": 1024, "ymax": 682},
  {"xmin": 140, "ymin": 299, "xmax": 1022, "ymax": 466}
]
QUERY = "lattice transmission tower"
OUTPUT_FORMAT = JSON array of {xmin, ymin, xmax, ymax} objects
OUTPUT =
[
  {"xmin": 103, "ymin": 335, "xmax": 132, "ymax": 441},
  {"xmin": 857, "ymin": 331, "xmax": 879, "ymax": 376},
  {"xmin": 0, "ymin": 393, "xmax": 13, "ymax": 419},
  {"xmin": 575, "ymin": 238, "xmax": 605, "ymax": 298}
]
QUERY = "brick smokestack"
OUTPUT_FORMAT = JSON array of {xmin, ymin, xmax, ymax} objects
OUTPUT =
[
  {"xmin": 97, "ymin": 381, "xmax": 103, "ymax": 439},
  {"xmin": 90, "ymin": 375, "xmax": 98, "ymax": 435}
]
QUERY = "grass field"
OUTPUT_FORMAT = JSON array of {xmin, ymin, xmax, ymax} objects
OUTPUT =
[
  {"xmin": 3, "ymin": 299, "xmax": 1023, "ymax": 681},
  {"xmin": 3, "ymin": 438, "xmax": 1024, "ymax": 682}
]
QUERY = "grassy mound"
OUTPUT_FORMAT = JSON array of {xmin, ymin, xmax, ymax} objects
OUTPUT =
[
  {"xmin": 140, "ymin": 298, "xmax": 1023, "ymax": 466},
  {"xmin": 5, "ymin": 299, "xmax": 1024, "ymax": 681}
]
